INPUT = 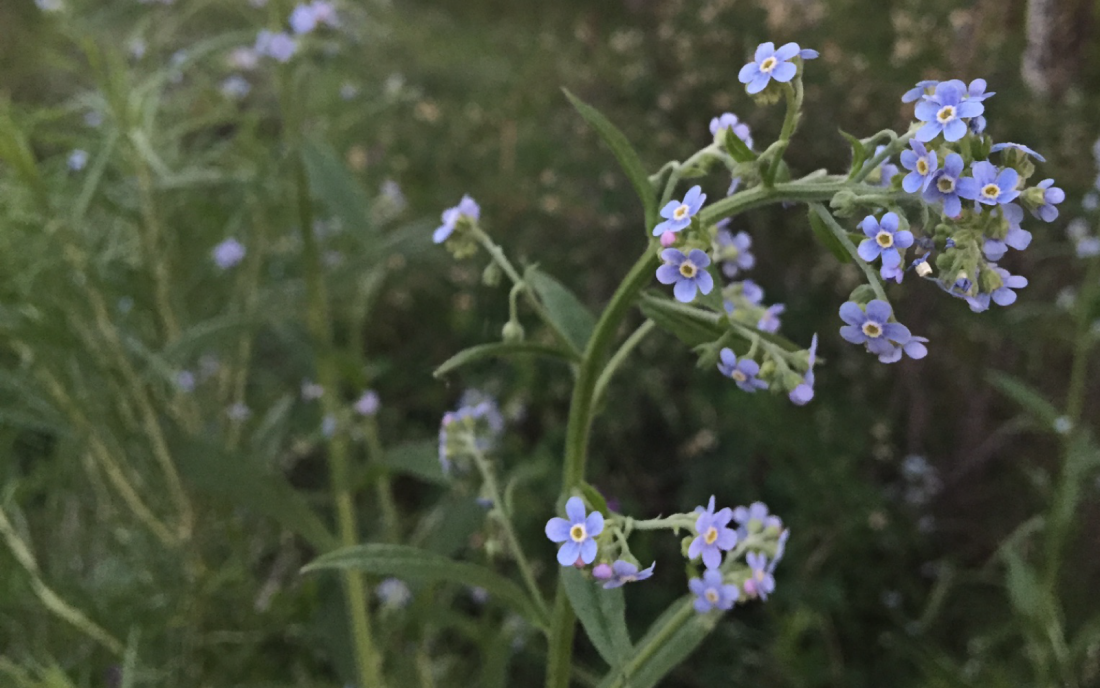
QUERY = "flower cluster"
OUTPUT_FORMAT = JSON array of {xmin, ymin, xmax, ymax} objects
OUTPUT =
[
  {"xmin": 433, "ymin": 195, "xmax": 482, "ymax": 258},
  {"xmin": 437, "ymin": 389, "xmax": 504, "ymax": 474},
  {"xmin": 544, "ymin": 495, "xmax": 789, "ymax": 613}
]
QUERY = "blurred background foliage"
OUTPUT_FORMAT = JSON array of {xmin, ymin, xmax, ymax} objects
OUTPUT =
[{"xmin": 0, "ymin": 0, "xmax": 1098, "ymax": 686}]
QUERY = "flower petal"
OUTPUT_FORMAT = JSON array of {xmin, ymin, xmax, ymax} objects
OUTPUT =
[
  {"xmin": 565, "ymin": 496, "xmax": 586, "ymax": 524},
  {"xmin": 754, "ymin": 41, "xmax": 775, "ymax": 62},
  {"xmin": 673, "ymin": 279, "xmax": 698, "ymax": 303},
  {"xmin": 747, "ymin": 72, "xmax": 771, "ymax": 94},
  {"xmin": 774, "ymin": 42, "xmax": 800, "ymax": 60},
  {"xmin": 857, "ymin": 239, "xmax": 881, "ymax": 262},
  {"xmin": 864, "ymin": 299, "xmax": 892, "ymax": 323},
  {"xmin": 585, "ymin": 511, "xmax": 605, "ymax": 536},
  {"xmin": 579, "ymin": 538, "xmax": 598, "ymax": 564},
  {"xmin": 694, "ymin": 270, "xmax": 714, "ymax": 295},
  {"xmin": 545, "ymin": 517, "xmax": 571, "ymax": 543},
  {"xmin": 656, "ymin": 264, "xmax": 680, "ymax": 284},
  {"xmin": 771, "ymin": 61, "xmax": 797, "ymax": 83},
  {"xmin": 839, "ymin": 301, "xmax": 866, "ymax": 326},
  {"xmin": 557, "ymin": 540, "xmax": 580, "ymax": 566}
]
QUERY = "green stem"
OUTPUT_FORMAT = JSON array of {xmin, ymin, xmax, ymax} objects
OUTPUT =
[
  {"xmin": 592, "ymin": 319, "xmax": 656, "ymax": 407},
  {"xmin": 280, "ymin": 68, "xmax": 385, "ymax": 688},
  {"xmin": 467, "ymin": 442, "xmax": 550, "ymax": 618},
  {"xmin": 764, "ymin": 80, "xmax": 802, "ymax": 186},
  {"xmin": 470, "ymin": 227, "xmax": 582, "ymax": 359},
  {"xmin": 606, "ymin": 600, "xmax": 696, "ymax": 688},
  {"xmin": 1065, "ymin": 257, "xmax": 1099, "ymax": 423},
  {"xmin": 363, "ymin": 418, "xmax": 401, "ymax": 544},
  {"xmin": 810, "ymin": 203, "xmax": 889, "ymax": 302},
  {"xmin": 851, "ymin": 128, "xmax": 916, "ymax": 184}
]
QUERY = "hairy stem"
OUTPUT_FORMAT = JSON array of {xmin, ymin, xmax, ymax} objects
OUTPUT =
[
  {"xmin": 592, "ymin": 319, "xmax": 655, "ymax": 407},
  {"xmin": 811, "ymin": 203, "xmax": 889, "ymax": 303}
]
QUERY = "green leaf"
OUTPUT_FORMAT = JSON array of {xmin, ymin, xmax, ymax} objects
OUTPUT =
[
  {"xmin": 598, "ymin": 598, "xmax": 718, "ymax": 688},
  {"xmin": 379, "ymin": 440, "xmax": 448, "ymax": 485},
  {"xmin": 723, "ymin": 127, "xmax": 757, "ymax": 163},
  {"xmin": 579, "ymin": 482, "xmax": 610, "ymax": 518},
  {"xmin": 562, "ymin": 89, "xmax": 657, "ymax": 229},
  {"xmin": 1002, "ymin": 545, "xmax": 1044, "ymax": 622},
  {"xmin": 174, "ymin": 434, "xmax": 336, "ymax": 551},
  {"xmin": 807, "ymin": 207, "xmax": 852, "ymax": 263},
  {"xmin": 0, "ymin": 103, "xmax": 48, "ymax": 209},
  {"xmin": 840, "ymin": 129, "xmax": 867, "ymax": 180},
  {"xmin": 302, "ymin": 137, "xmax": 373, "ymax": 236},
  {"xmin": 561, "ymin": 567, "xmax": 632, "ymax": 668},
  {"xmin": 303, "ymin": 544, "xmax": 548, "ymax": 630},
  {"xmin": 524, "ymin": 266, "xmax": 596, "ymax": 351},
  {"xmin": 639, "ymin": 294, "xmax": 725, "ymax": 348},
  {"xmin": 434, "ymin": 341, "xmax": 578, "ymax": 378},
  {"xmin": 987, "ymin": 372, "xmax": 1060, "ymax": 426}
]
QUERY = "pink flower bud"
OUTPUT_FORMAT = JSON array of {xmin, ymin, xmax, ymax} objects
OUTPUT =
[
  {"xmin": 573, "ymin": 556, "xmax": 587, "ymax": 569},
  {"xmin": 660, "ymin": 231, "xmax": 677, "ymax": 247},
  {"xmin": 592, "ymin": 563, "xmax": 613, "ymax": 580}
]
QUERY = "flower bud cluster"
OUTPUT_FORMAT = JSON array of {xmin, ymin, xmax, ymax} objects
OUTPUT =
[{"xmin": 437, "ymin": 389, "xmax": 504, "ymax": 474}]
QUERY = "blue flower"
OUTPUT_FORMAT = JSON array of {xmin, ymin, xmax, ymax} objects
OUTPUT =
[
  {"xmin": 733, "ymin": 502, "xmax": 783, "ymax": 539},
  {"xmin": 714, "ymin": 228, "xmax": 755, "ymax": 278},
  {"xmin": 717, "ymin": 349, "xmax": 768, "ymax": 392},
  {"xmin": 689, "ymin": 570, "xmax": 738, "ymax": 613},
  {"xmin": 176, "ymin": 370, "xmax": 196, "ymax": 392},
  {"xmin": 966, "ymin": 78, "xmax": 995, "ymax": 101},
  {"xmin": 923, "ymin": 153, "xmax": 965, "ymax": 217},
  {"xmin": 857, "ymin": 213, "xmax": 914, "ymax": 269},
  {"xmin": 602, "ymin": 560, "xmax": 656, "ymax": 589},
  {"xmin": 1032, "ymin": 179, "xmax": 1065, "ymax": 222},
  {"xmin": 653, "ymin": 185, "xmax": 706, "ymax": 235},
  {"xmin": 354, "ymin": 390, "xmax": 380, "ymax": 416},
  {"xmin": 656, "ymin": 248, "xmax": 714, "ymax": 303},
  {"xmin": 221, "ymin": 75, "xmax": 252, "ymax": 99},
  {"xmin": 839, "ymin": 300, "xmax": 912, "ymax": 356},
  {"xmin": 900, "ymin": 140, "xmax": 938, "ymax": 193},
  {"xmin": 212, "ymin": 238, "xmax": 246, "ymax": 269},
  {"xmin": 982, "ymin": 204, "xmax": 1032, "ymax": 260},
  {"xmin": 254, "ymin": 30, "xmax": 298, "ymax": 63},
  {"xmin": 289, "ymin": 4, "xmax": 319, "ymax": 33},
  {"xmin": 433, "ymin": 195, "xmax": 480, "ymax": 243},
  {"xmin": 878, "ymin": 335, "xmax": 929, "ymax": 364},
  {"xmin": 757, "ymin": 303, "xmax": 785, "ymax": 333},
  {"xmin": 738, "ymin": 42, "xmax": 802, "ymax": 94},
  {"xmin": 545, "ymin": 497, "xmax": 604, "ymax": 566},
  {"xmin": 991, "ymin": 142, "xmax": 1046, "ymax": 162},
  {"xmin": 789, "ymin": 334, "xmax": 818, "ymax": 406},
  {"xmin": 376, "ymin": 578, "xmax": 411, "ymax": 608},
  {"xmin": 957, "ymin": 161, "xmax": 1020, "ymax": 208},
  {"xmin": 770, "ymin": 529, "xmax": 790, "ymax": 573},
  {"xmin": 688, "ymin": 496, "xmax": 738, "ymax": 569},
  {"xmin": 871, "ymin": 145, "xmax": 900, "ymax": 188},
  {"xmin": 68, "ymin": 149, "xmax": 88, "ymax": 172},
  {"xmin": 742, "ymin": 552, "xmax": 776, "ymax": 601},
  {"xmin": 965, "ymin": 267, "xmax": 1027, "ymax": 312},
  {"xmin": 914, "ymin": 81, "xmax": 984, "ymax": 142},
  {"xmin": 709, "ymin": 113, "xmax": 753, "ymax": 149},
  {"xmin": 901, "ymin": 80, "xmax": 938, "ymax": 103}
]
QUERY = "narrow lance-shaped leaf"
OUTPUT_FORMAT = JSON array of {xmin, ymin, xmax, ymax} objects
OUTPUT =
[
  {"xmin": 302, "ymin": 136, "xmax": 374, "ymax": 236},
  {"xmin": 561, "ymin": 567, "xmax": 632, "ymax": 669},
  {"xmin": 304, "ymin": 544, "xmax": 549, "ymax": 630},
  {"xmin": 434, "ymin": 341, "xmax": 579, "ymax": 378},
  {"xmin": 841, "ymin": 128, "xmax": 868, "ymax": 180},
  {"xmin": 807, "ymin": 207, "xmax": 853, "ymax": 264},
  {"xmin": 524, "ymin": 266, "xmax": 597, "ymax": 351},
  {"xmin": 598, "ymin": 598, "xmax": 718, "ymax": 688},
  {"xmin": 562, "ymin": 89, "xmax": 657, "ymax": 229}
]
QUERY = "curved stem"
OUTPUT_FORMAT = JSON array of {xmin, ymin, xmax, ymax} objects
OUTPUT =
[
  {"xmin": 606, "ymin": 600, "xmax": 697, "ymax": 688},
  {"xmin": 810, "ymin": 203, "xmax": 889, "ymax": 302},
  {"xmin": 764, "ymin": 80, "xmax": 802, "ymax": 186},
  {"xmin": 467, "ymin": 442, "xmax": 550, "ymax": 618},
  {"xmin": 851, "ymin": 128, "xmax": 916, "ymax": 184},
  {"xmin": 592, "ymin": 319, "xmax": 655, "ymax": 407}
]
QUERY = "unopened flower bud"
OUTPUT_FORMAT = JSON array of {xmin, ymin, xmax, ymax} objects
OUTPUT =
[
  {"xmin": 915, "ymin": 260, "xmax": 933, "ymax": 277},
  {"xmin": 592, "ymin": 563, "xmax": 613, "ymax": 580},
  {"xmin": 660, "ymin": 230, "xmax": 677, "ymax": 248},
  {"xmin": 482, "ymin": 261, "xmax": 502, "ymax": 287},
  {"xmin": 979, "ymin": 268, "xmax": 1003, "ymax": 293},
  {"xmin": 502, "ymin": 320, "xmax": 525, "ymax": 343}
]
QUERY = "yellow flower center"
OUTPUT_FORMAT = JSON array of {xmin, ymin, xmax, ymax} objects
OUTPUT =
[
  {"xmin": 937, "ymin": 176, "xmax": 955, "ymax": 193},
  {"xmin": 981, "ymin": 183, "xmax": 1000, "ymax": 199},
  {"xmin": 755, "ymin": 570, "xmax": 766, "ymax": 582},
  {"xmin": 673, "ymin": 204, "xmax": 690, "ymax": 220},
  {"xmin": 569, "ymin": 524, "xmax": 587, "ymax": 542},
  {"xmin": 916, "ymin": 159, "xmax": 929, "ymax": 175},
  {"xmin": 862, "ymin": 322, "xmax": 883, "ymax": 338},
  {"xmin": 704, "ymin": 589, "xmax": 719, "ymax": 603},
  {"xmin": 875, "ymin": 231, "xmax": 894, "ymax": 248},
  {"xmin": 731, "ymin": 370, "xmax": 747, "ymax": 383},
  {"xmin": 704, "ymin": 526, "xmax": 719, "ymax": 545},
  {"xmin": 936, "ymin": 105, "xmax": 956, "ymax": 123},
  {"xmin": 760, "ymin": 56, "xmax": 777, "ymax": 73},
  {"xmin": 679, "ymin": 262, "xmax": 697, "ymax": 278}
]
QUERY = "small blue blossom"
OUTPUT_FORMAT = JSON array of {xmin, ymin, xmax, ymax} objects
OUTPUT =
[
  {"xmin": 983, "ymin": 204, "xmax": 1033, "ymax": 260},
  {"xmin": 354, "ymin": 390, "xmax": 380, "ymax": 416},
  {"xmin": 301, "ymin": 380, "xmax": 324, "ymax": 400},
  {"xmin": 321, "ymin": 414, "xmax": 337, "ymax": 437},
  {"xmin": 212, "ymin": 238, "xmax": 246, "ymax": 269},
  {"xmin": 789, "ymin": 334, "xmax": 818, "ymax": 406},
  {"xmin": 968, "ymin": 115, "xmax": 987, "ymax": 135},
  {"xmin": 433, "ymin": 195, "xmax": 480, "ymax": 243},
  {"xmin": 965, "ymin": 267, "xmax": 1027, "ymax": 312},
  {"xmin": 1032, "ymin": 179, "xmax": 1065, "ymax": 222},
  {"xmin": 68, "ymin": 149, "xmax": 88, "ymax": 172},
  {"xmin": 717, "ymin": 349, "xmax": 768, "ymax": 393},
  {"xmin": 653, "ymin": 185, "xmax": 706, "ymax": 235},
  {"xmin": 601, "ymin": 560, "xmax": 656, "ymax": 589},
  {"xmin": 738, "ymin": 42, "xmax": 803, "ymax": 94},
  {"xmin": 991, "ymin": 142, "xmax": 1046, "ymax": 162},
  {"xmin": 733, "ymin": 502, "xmax": 783, "ymax": 540},
  {"xmin": 544, "ymin": 497, "xmax": 604, "ymax": 566},
  {"xmin": 769, "ymin": 529, "xmax": 790, "ymax": 573},
  {"xmin": 221, "ymin": 75, "xmax": 252, "ymax": 99},
  {"xmin": 838, "ymin": 300, "xmax": 912, "ymax": 356},
  {"xmin": 376, "ymin": 578, "xmax": 411, "ymax": 608},
  {"xmin": 742, "ymin": 552, "xmax": 776, "ymax": 601},
  {"xmin": 254, "ymin": 30, "xmax": 298, "ymax": 63},
  {"xmin": 923, "ymin": 153, "xmax": 965, "ymax": 217},
  {"xmin": 656, "ymin": 248, "xmax": 714, "ymax": 303},
  {"xmin": 688, "ymin": 496, "xmax": 737, "ymax": 569},
  {"xmin": 757, "ymin": 303, "xmax": 785, "ymax": 333},
  {"xmin": 709, "ymin": 113, "xmax": 753, "ymax": 149},
  {"xmin": 914, "ymin": 81, "xmax": 984, "ymax": 143},
  {"xmin": 869, "ymin": 145, "xmax": 900, "ymax": 187},
  {"xmin": 900, "ymin": 140, "xmax": 938, "ymax": 193},
  {"xmin": 878, "ymin": 335, "xmax": 929, "ymax": 364},
  {"xmin": 227, "ymin": 402, "xmax": 251, "ymax": 421},
  {"xmin": 290, "ymin": 4, "xmax": 319, "ymax": 33},
  {"xmin": 857, "ymin": 213, "xmax": 913, "ymax": 269},
  {"xmin": 438, "ymin": 391, "xmax": 505, "ymax": 473},
  {"xmin": 176, "ymin": 370, "xmax": 196, "ymax": 392},
  {"xmin": 901, "ymin": 80, "xmax": 938, "ymax": 103},
  {"xmin": 689, "ymin": 570, "xmax": 738, "ymax": 613},
  {"xmin": 965, "ymin": 78, "xmax": 995, "ymax": 101},
  {"xmin": 958, "ymin": 161, "xmax": 1020, "ymax": 209},
  {"xmin": 714, "ymin": 227, "xmax": 755, "ymax": 278}
]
